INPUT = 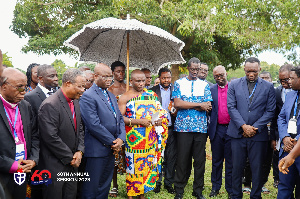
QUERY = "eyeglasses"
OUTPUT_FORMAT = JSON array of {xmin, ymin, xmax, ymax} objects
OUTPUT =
[
  {"xmin": 161, "ymin": 77, "xmax": 172, "ymax": 80},
  {"xmin": 99, "ymin": 75, "xmax": 113, "ymax": 80},
  {"xmin": 86, "ymin": 79, "xmax": 94, "ymax": 83},
  {"xmin": 5, "ymin": 82, "xmax": 26, "ymax": 92},
  {"xmin": 199, "ymin": 68, "xmax": 208, "ymax": 73},
  {"xmin": 245, "ymin": 70, "xmax": 259, "ymax": 74},
  {"xmin": 214, "ymin": 74, "xmax": 225, "ymax": 79},
  {"xmin": 278, "ymin": 78, "xmax": 290, "ymax": 83}
]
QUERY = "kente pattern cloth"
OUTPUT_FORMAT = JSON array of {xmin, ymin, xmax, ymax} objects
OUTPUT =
[
  {"xmin": 172, "ymin": 77, "xmax": 213, "ymax": 133},
  {"xmin": 125, "ymin": 89, "xmax": 168, "ymax": 196}
]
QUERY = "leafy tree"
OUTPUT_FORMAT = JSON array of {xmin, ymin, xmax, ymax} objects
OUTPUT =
[
  {"xmin": 11, "ymin": 0, "xmax": 300, "ymax": 75},
  {"xmin": 2, "ymin": 52, "xmax": 14, "ymax": 68},
  {"xmin": 52, "ymin": 59, "xmax": 68, "ymax": 86},
  {"xmin": 76, "ymin": 62, "xmax": 96, "ymax": 71}
]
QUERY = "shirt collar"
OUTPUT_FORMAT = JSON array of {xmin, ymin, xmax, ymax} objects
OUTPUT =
[
  {"xmin": 61, "ymin": 90, "xmax": 72, "ymax": 103},
  {"xmin": 38, "ymin": 83, "xmax": 51, "ymax": 96},
  {"xmin": 0, "ymin": 94, "xmax": 18, "ymax": 108},
  {"xmin": 217, "ymin": 83, "xmax": 228, "ymax": 89},
  {"xmin": 159, "ymin": 84, "xmax": 171, "ymax": 91}
]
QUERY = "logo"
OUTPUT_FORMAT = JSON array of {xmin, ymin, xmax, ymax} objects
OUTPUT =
[
  {"xmin": 31, "ymin": 170, "xmax": 52, "ymax": 186},
  {"xmin": 14, "ymin": 168, "xmax": 26, "ymax": 185}
]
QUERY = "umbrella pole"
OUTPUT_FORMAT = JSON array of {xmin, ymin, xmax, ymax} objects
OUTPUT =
[{"xmin": 126, "ymin": 31, "xmax": 130, "ymax": 91}]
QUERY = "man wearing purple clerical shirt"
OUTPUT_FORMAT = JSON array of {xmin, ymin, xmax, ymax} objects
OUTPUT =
[
  {"xmin": 208, "ymin": 65, "xmax": 232, "ymax": 198},
  {"xmin": 0, "ymin": 68, "xmax": 39, "ymax": 199}
]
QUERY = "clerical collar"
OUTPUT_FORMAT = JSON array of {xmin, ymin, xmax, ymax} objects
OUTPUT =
[
  {"xmin": 218, "ymin": 83, "xmax": 228, "ymax": 89},
  {"xmin": 246, "ymin": 78, "xmax": 258, "ymax": 84},
  {"xmin": 0, "ymin": 94, "xmax": 18, "ymax": 108}
]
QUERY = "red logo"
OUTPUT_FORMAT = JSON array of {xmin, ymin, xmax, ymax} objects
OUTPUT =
[{"xmin": 31, "ymin": 170, "xmax": 52, "ymax": 186}]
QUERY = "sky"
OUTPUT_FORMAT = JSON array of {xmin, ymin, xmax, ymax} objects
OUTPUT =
[{"xmin": 0, "ymin": 1, "xmax": 296, "ymax": 72}]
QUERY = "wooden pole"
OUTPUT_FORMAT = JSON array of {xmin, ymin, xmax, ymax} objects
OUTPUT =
[{"xmin": 126, "ymin": 31, "xmax": 130, "ymax": 91}]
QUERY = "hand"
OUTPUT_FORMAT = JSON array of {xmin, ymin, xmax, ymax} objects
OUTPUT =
[
  {"xmin": 198, "ymin": 102, "xmax": 212, "ymax": 112},
  {"xmin": 154, "ymin": 118, "xmax": 162, "ymax": 126},
  {"xmin": 279, "ymin": 155, "xmax": 295, "ymax": 174},
  {"xmin": 111, "ymin": 138, "xmax": 123, "ymax": 152},
  {"xmin": 242, "ymin": 124, "xmax": 258, "ymax": 138},
  {"xmin": 21, "ymin": 160, "xmax": 36, "ymax": 173},
  {"xmin": 282, "ymin": 137, "xmax": 294, "ymax": 152},
  {"xmin": 271, "ymin": 140, "xmax": 277, "ymax": 151},
  {"xmin": 17, "ymin": 158, "xmax": 24, "ymax": 171},
  {"xmin": 70, "ymin": 151, "xmax": 82, "ymax": 168},
  {"xmin": 139, "ymin": 119, "xmax": 152, "ymax": 127}
]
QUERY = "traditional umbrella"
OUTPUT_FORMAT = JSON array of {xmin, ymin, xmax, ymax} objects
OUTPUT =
[{"xmin": 64, "ymin": 16, "xmax": 185, "ymax": 90}]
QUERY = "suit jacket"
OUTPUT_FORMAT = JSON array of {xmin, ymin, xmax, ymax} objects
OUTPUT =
[
  {"xmin": 38, "ymin": 89, "xmax": 84, "ymax": 178},
  {"xmin": 227, "ymin": 77, "xmax": 276, "ymax": 141},
  {"xmin": 150, "ymin": 84, "xmax": 175, "ymax": 126},
  {"xmin": 208, "ymin": 83, "xmax": 230, "ymax": 140},
  {"xmin": 79, "ymin": 83, "xmax": 126, "ymax": 158},
  {"xmin": 24, "ymin": 85, "xmax": 46, "ymax": 117},
  {"xmin": 0, "ymin": 99, "xmax": 39, "ymax": 186},
  {"xmin": 270, "ymin": 85, "xmax": 284, "ymax": 141},
  {"xmin": 278, "ymin": 90, "xmax": 300, "ymax": 157}
]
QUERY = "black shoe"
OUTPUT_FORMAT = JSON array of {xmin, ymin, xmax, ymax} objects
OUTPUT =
[
  {"xmin": 195, "ymin": 193, "xmax": 206, "ymax": 199},
  {"xmin": 209, "ymin": 190, "xmax": 219, "ymax": 197},
  {"xmin": 153, "ymin": 185, "xmax": 161, "ymax": 193},
  {"xmin": 164, "ymin": 185, "xmax": 175, "ymax": 194},
  {"xmin": 174, "ymin": 193, "xmax": 183, "ymax": 199}
]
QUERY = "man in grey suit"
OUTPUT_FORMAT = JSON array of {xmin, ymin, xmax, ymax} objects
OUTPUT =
[
  {"xmin": 80, "ymin": 63, "xmax": 125, "ymax": 199},
  {"xmin": 38, "ymin": 69, "xmax": 85, "ymax": 199}
]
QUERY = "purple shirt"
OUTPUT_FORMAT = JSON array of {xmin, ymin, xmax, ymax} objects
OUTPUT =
[
  {"xmin": 0, "ymin": 96, "xmax": 27, "ymax": 173},
  {"xmin": 217, "ymin": 84, "xmax": 230, "ymax": 124}
]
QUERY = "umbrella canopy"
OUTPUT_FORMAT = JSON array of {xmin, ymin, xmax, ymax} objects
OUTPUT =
[{"xmin": 64, "ymin": 17, "xmax": 186, "ymax": 73}]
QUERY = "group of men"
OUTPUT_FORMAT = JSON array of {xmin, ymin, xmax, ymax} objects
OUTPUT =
[{"xmin": 0, "ymin": 50, "xmax": 300, "ymax": 199}]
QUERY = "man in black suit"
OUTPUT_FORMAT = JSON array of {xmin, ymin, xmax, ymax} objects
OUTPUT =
[
  {"xmin": 38, "ymin": 69, "xmax": 85, "ymax": 199},
  {"xmin": 150, "ymin": 67, "xmax": 176, "ymax": 194},
  {"xmin": 0, "ymin": 68, "xmax": 39, "ymax": 199},
  {"xmin": 24, "ymin": 64, "xmax": 58, "ymax": 117},
  {"xmin": 24, "ymin": 64, "xmax": 58, "ymax": 199}
]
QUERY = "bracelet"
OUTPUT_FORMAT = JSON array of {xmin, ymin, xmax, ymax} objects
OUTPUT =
[{"xmin": 129, "ymin": 118, "xmax": 132, "ymax": 127}]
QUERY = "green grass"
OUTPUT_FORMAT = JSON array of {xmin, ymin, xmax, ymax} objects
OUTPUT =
[{"xmin": 111, "ymin": 140, "xmax": 278, "ymax": 198}]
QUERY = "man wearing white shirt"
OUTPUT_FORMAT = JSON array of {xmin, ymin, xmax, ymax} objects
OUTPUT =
[{"xmin": 24, "ymin": 64, "xmax": 58, "ymax": 199}]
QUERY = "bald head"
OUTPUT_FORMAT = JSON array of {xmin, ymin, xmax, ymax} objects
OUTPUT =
[
  {"xmin": 213, "ymin": 65, "xmax": 227, "ymax": 87},
  {"xmin": 94, "ymin": 63, "xmax": 113, "ymax": 89},
  {"xmin": 131, "ymin": 69, "xmax": 145, "ymax": 79},
  {"xmin": 1, "ymin": 68, "xmax": 27, "ymax": 104}
]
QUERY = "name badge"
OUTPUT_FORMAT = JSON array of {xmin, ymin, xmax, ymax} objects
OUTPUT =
[
  {"xmin": 288, "ymin": 118, "xmax": 297, "ymax": 135},
  {"xmin": 15, "ymin": 143, "xmax": 25, "ymax": 161}
]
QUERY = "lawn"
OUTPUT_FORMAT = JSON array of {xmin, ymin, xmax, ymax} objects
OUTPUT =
[{"xmin": 111, "ymin": 140, "xmax": 278, "ymax": 198}]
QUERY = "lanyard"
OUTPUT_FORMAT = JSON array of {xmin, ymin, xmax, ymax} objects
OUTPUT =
[
  {"xmin": 72, "ymin": 105, "xmax": 75, "ymax": 119},
  {"xmin": 249, "ymin": 82, "xmax": 258, "ymax": 99},
  {"xmin": 4, "ymin": 106, "xmax": 19, "ymax": 143},
  {"xmin": 293, "ymin": 95, "xmax": 299, "ymax": 118}
]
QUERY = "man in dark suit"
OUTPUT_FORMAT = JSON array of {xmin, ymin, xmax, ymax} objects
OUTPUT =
[
  {"xmin": 270, "ymin": 64, "xmax": 293, "ymax": 188},
  {"xmin": 277, "ymin": 66, "xmax": 300, "ymax": 199},
  {"xmin": 208, "ymin": 65, "xmax": 232, "ymax": 198},
  {"xmin": 38, "ymin": 69, "xmax": 85, "ymax": 199},
  {"xmin": 79, "ymin": 63, "xmax": 125, "ymax": 199},
  {"xmin": 150, "ymin": 67, "xmax": 176, "ymax": 194},
  {"xmin": 24, "ymin": 64, "xmax": 58, "ymax": 199},
  {"xmin": 227, "ymin": 57, "xmax": 276, "ymax": 199},
  {"xmin": 0, "ymin": 68, "xmax": 39, "ymax": 199},
  {"xmin": 24, "ymin": 64, "xmax": 58, "ymax": 117}
]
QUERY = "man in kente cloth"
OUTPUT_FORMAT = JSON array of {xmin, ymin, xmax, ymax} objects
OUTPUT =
[{"xmin": 118, "ymin": 69, "xmax": 168, "ymax": 199}]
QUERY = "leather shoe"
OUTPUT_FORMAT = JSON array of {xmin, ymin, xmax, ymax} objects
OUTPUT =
[
  {"xmin": 209, "ymin": 190, "xmax": 219, "ymax": 197},
  {"xmin": 164, "ymin": 185, "xmax": 175, "ymax": 194},
  {"xmin": 153, "ymin": 185, "xmax": 161, "ymax": 193},
  {"xmin": 174, "ymin": 193, "xmax": 183, "ymax": 199},
  {"xmin": 195, "ymin": 193, "xmax": 206, "ymax": 199}
]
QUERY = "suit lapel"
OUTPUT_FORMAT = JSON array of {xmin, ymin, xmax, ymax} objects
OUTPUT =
[
  {"xmin": 18, "ymin": 101, "xmax": 29, "ymax": 149},
  {"xmin": 0, "ymin": 99, "xmax": 14, "ymax": 140},
  {"xmin": 94, "ymin": 84, "xmax": 114, "ymax": 114},
  {"xmin": 156, "ymin": 86, "xmax": 162, "ymax": 104},
  {"xmin": 211, "ymin": 85, "xmax": 218, "ymax": 111},
  {"xmin": 74, "ymin": 99, "xmax": 80, "ymax": 135},
  {"xmin": 36, "ymin": 86, "xmax": 46, "ymax": 101},
  {"xmin": 58, "ymin": 90, "xmax": 75, "ymax": 131},
  {"xmin": 241, "ymin": 77, "xmax": 250, "ymax": 107}
]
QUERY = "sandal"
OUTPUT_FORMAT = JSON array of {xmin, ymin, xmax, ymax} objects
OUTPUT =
[
  {"xmin": 109, "ymin": 187, "xmax": 118, "ymax": 197},
  {"xmin": 242, "ymin": 187, "xmax": 251, "ymax": 194}
]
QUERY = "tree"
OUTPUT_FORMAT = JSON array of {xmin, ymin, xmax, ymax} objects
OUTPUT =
[
  {"xmin": 52, "ymin": 59, "xmax": 68, "ymax": 86},
  {"xmin": 2, "ymin": 52, "xmax": 14, "ymax": 68},
  {"xmin": 11, "ymin": 0, "xmax": 300, "ymax": 75}
]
